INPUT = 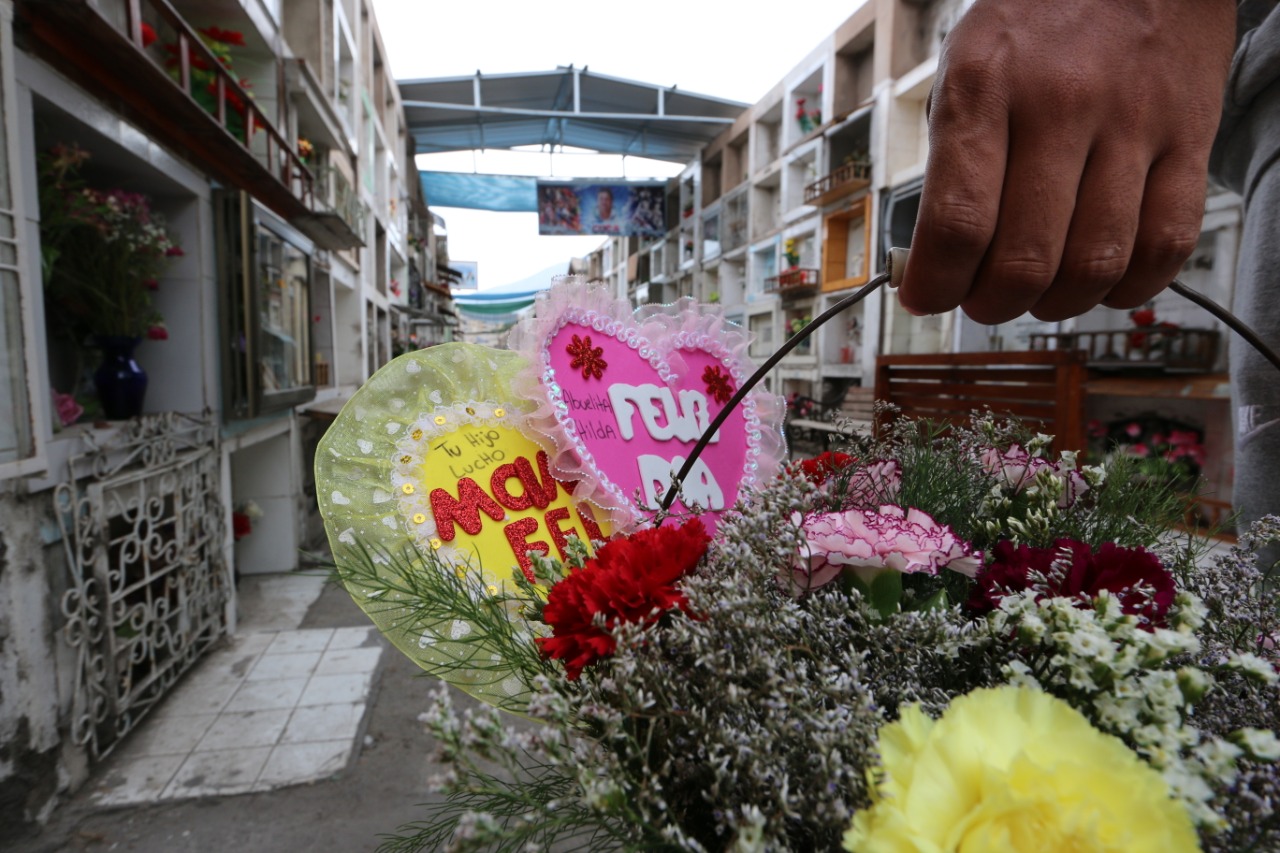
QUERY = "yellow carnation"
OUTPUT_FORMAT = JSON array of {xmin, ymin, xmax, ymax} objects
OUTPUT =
[{"xmin": 844, "ymin": 686, "xmax": 1200, "ymax": 853}]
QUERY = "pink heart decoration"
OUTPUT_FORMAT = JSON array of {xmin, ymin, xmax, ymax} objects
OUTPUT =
[{"xmin": 509, "ymin": 278, "xmax": 786, "ymax": 532}]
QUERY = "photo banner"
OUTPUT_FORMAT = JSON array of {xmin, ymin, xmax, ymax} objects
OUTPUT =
[
  {"xmin": 537, "ymin": 181, "xmax": 667, "ymax": 237},
  {"xmin": 451, "ymin": 261, "xmax": 479, "ymax": 291}
]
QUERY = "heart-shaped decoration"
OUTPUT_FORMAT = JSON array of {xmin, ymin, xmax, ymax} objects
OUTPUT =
[
  {"xmin": 509, "ymin": 277, "xmax": 786, "ymax": 531},
  {"xmin": 315, "ymin": 343, "xmax": 611, "ymax": 706}
]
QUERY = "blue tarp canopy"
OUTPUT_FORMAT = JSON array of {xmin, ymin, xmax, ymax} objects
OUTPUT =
[
  {"xmin": 453, "ymin": 263, "xmax": 568, "ymax": 318},
  {"xmin": 420, "ymin": 172, "xmax": 538, "ymax": 212}
]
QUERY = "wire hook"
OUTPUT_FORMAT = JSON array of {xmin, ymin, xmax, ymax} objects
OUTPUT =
[{"xmin": 658, "ymin": 248, "xmax": 1279, "ymax": 515}]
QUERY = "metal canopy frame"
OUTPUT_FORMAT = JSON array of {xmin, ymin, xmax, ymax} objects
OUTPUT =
[{"xmin": 400, "ymin": 67, "xmax": 746, "ymax": 162}]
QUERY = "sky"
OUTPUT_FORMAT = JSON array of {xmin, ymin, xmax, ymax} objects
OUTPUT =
[{"xmin": 370, "ymin": 0, "xmax": 864, "ymax": 290}]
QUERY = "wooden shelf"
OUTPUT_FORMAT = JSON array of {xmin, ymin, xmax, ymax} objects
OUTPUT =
[{"xmin": 1083, "ymin": 372, "xmax": 1230, "ymax": 401}]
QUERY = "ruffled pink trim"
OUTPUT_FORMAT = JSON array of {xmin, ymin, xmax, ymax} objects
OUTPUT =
[{"xmin": 507, "ymin": 277, "xmax": 788, "ymax": 532}]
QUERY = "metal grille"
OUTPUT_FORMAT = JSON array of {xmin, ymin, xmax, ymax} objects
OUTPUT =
[{"xmin": 57, "ymin": 412, "xmax": 230, "ymax": 760}]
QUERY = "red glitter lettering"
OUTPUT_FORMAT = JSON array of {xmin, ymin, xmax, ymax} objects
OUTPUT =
[
  {"xmin": 526, "ymin": 451, "xmax": 560, "ymax": 508},
  {"xmin": 544, "ymin": 507, "xmax": 575, "ymax": 559},
  {"xmin": 490, "ymin": 462, "xmax": 533, "ymax": 511},
  {"xmin": 576, "ymin": 504, "xmax": 605, "ymax": 543},
  {"xmin": 430, "ymin": 479, "xmax": 505, "ymax": 541},
  {"xmin": 503, "ymin": 517, "xmax": 548, "ymax": 581}
]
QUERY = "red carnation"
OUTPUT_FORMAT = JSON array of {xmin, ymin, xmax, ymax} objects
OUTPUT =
[
  {"xmin": 232, "ymin": 511, "xmax": 252, "ymax": 540},
  {"xmin": 1130, "ymin": 308, "xmax": 1157, "ymax": 327},
  {"xmin": 968, "ymin": 538, "xmax": 1176, "ymax": 627},
  {"xmin": 146, "ymin": 324, "xmax": 169, "ymax": 341},
  {"xmin": 200, "ymin": 26, "xmax": 246, "ymax": 47},
  {"xmin": 537, "ymin": 518, "xmax": 710, "ymax": 680},
  {"xmin": 797, "ymin": 451, "xmax": 856, "ymax": 485},
  {"xmin": 140, "ymin": 22, "xmax": 158, "ymax": 48}
]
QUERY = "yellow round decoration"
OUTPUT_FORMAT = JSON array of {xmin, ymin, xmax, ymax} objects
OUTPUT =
[{"xmin": 315, "ymin": 343, "xmax": 612, "ymax": 711}]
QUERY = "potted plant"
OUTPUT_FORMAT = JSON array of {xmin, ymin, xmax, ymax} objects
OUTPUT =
[
  {"xmin": 38, "ymin": 144, "xmax": 183, "ymax": 420},
  {"xmin": 783, "ymin": 237, "xmax": 801, "ymax": 269}
]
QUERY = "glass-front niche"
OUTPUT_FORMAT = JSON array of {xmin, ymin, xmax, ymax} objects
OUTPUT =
[
  {"xmin": 218, "ymin": 192, "xmax": 315, "ymax": 418},
  {"xmin": 256, "ymin": 225, "xmax": 311, "ymax": 399}
]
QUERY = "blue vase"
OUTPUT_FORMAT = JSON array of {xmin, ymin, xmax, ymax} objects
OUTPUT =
[{"xmin": 93, "ymin": 335, "xmax": 147, "ymax": 420}]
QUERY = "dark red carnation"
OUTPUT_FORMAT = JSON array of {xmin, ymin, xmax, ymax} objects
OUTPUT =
[
  {"xmin": 797, "ymin": 451, "xmax": 856, "ymax": 485},
  {"xmin": 968, "ymin": 538, "xmax": 1176, "ymax": 627},
  {"xmin": 232, "ymin": 511, "xmax": 252, "ymax": 540},
  {"xmin": 537, "ymin": 518, "xmax": 710, "ymax": 680}
]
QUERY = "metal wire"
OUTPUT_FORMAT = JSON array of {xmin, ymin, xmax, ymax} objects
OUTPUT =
[
  {"xmin": 658, "ymin": 265, "xmax": 1280, "ymax": 515},
  {"xmin": 1169, "ymin": 279, "xmax": 1280, "ymax": 374},
  {"xmin": 658, "ymin": 270, "xmax": 891, "ymax": 513}
]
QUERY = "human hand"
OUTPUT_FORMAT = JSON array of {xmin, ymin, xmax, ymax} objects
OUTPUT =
[{"xmin": 897, "ymin": 0, "xmax": 1236, "ymax": 324}]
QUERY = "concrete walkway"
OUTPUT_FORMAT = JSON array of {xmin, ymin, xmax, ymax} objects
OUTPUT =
[
  {"xmin": 89, "ymin": 625, "xmax": 381, "ymax": 806},
  {"xmin": 10, "ymin": 574, "xmax": 453, "ymax": 853}
]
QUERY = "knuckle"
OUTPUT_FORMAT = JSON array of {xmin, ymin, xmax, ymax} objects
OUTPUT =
[
  {"xmin": 1136, "ymin": 226, "xmax": 1199, "ymax": 270},
  {"xmin": 919, "ymin": 198, "xmax": 995, "ymax": 255},
  {"xmin": 988, "ymin": 254, "xmax": 1057, "ymax": 297},
  {"xmin": 1060, "ymin": 245, "xmax": 1130, "ymax": 289},
  {"xmin": 930, "ymin": 59, "xmax": 1007, "ymax": 122},
  {"xmin": 1041, "ymin": 72, "xmax": 1095, "ymax": 114}
]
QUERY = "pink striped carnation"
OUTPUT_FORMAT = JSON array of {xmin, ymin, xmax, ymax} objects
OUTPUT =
[
  {"xmin": 786, "ymin": 504, "xmax": 981, "ymax": 593},
  {"xmin": 980, "ymin": 444, "xmax": 1089, "ymax": 508}
]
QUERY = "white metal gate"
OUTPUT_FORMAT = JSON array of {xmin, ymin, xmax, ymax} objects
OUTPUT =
[{"xmin": 56, "ymin": 412, "xmax": 230, "ymax": 760}]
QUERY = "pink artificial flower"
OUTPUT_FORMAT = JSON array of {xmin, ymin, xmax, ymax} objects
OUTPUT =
[
  {"xmin": 980, "ymin": 444, "xmax": 1046, "ymax": 491},
  {"xmin": 980, "ymin": 444, "xmax": 1089, "ymax": 508},
  {"xmin": 1125, "ymin": 422, "xmax": 1143, "ymax": 438},
  {"xmin": 1058, "ymin": 468, "xmax": 1090, "ymax": 507},
  {"xmin": 52, "ymin": 389, "xmax": 83, "ymax": 428},
  {"xmin": 846, "ymin": 459, "xmax": 902, "ymax": 507},
  {"xmin": 786, "ymin": 504, "xmax": 980, "ymax": 593},
  {"xmin": 164, "ymin": 245, "xmax": 185, "ymax": 257},
  {"xmin": 1128, "ymin": 443, "xmax": 1150, "ymax": 458},
  {"xmin": 1167, "ymin": 429, "xmax": 1201, "ymax": 448}
]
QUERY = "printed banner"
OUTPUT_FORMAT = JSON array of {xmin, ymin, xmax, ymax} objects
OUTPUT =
[
  {"xmin": 536, "ymin": 181, "xmax": 667, "ymax": 237},
  {"xmin": 451, "ymin": 261, "xmax": 479, "ymax": 290}
]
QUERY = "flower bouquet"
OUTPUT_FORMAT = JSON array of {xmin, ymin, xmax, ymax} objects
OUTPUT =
[
  {"xmin": 38, "ymin": 143, "xmax": 183, "ymax": 418},
  {"xmin": 316, "ymin": 280, "xmax": 1280, "ymax": 853}
]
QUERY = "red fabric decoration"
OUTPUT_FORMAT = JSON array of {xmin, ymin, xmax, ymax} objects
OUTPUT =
[
  {"xmin": 968, "ymin": 538, "xmax": 1176, "ymax": 627},
  {"xmin": 537, "ymin": 518, "xmax": 711, "ymax": 679},
  {"xmin": 702, "ymin": 364, "xmax": 735, "ymax": 405},
  {"xmin": 565, "ymin": 333, "xmax": 607, "ymax": 380}
]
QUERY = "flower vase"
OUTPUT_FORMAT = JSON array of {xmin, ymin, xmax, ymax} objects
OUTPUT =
[{"xmin": 93, "ymin": 335, "xmax": 147, "ymax": 420}]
